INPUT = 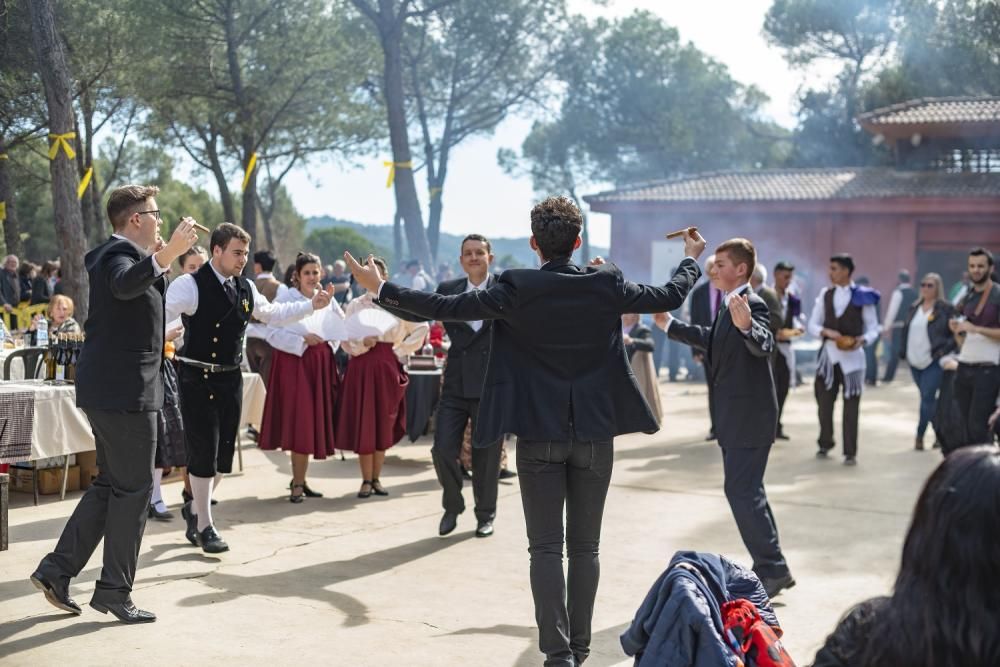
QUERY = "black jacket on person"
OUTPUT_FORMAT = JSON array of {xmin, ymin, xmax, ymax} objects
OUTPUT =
[
  {"xmin": 30, "ymin": 275, "xmax": 51, "ymax": 305},
  {"xmin": 435, "ymin": 275, "xmax": 496, "ymax": 400},
  {"xmin": 378, "ymin": 257, "xmax": 701, "ymax": 446},
  {"xmin": 75, "ymin": 237, "xmax": 166, "ymax": 411},
  {"xmin": 689, "ymin": 280, "xmax": 713, "ymax": 326},
  {"xmin": 666, "ymin": 286, "xmax": 778, "ymax": 448},
  {"xmin": 626, "ymin": 322, "xmax": 655, "ymax": 361},
  {"xmin": 898, "ymin": 300, "xmax": 958, "ymax": 363}
]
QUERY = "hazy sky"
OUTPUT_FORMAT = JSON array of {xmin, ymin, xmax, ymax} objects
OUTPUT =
[{"xmin": 277, "ymin": 0, "xmax": 840, "ymax": 250}]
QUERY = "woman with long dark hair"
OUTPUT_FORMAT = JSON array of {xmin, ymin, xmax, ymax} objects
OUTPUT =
[
  {"xmin": 812, "ymin": 445, "xmax": 1000, "ymax": 667},
  {"xmin": 898, "ymin": 272, "xmax": 957, "ymax": 450},
  {"xmin": 258, "ymin": 252, "xmax": 344, "ymax": 502}
]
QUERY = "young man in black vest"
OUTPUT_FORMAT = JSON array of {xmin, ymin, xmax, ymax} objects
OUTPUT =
[
  {"xmin": 31, "ymin": 184, "xmax": 199, "ymax": 623},
  {"xmin": 166, "ymin": 224, "xmax": 334, "ymax": 553},
  {"xmin": 656, "ymin": 238, "xmax": 795, "ymax": 599},
  {"xmin": 807, "ymin": 254, "xmax": 881, "ymax": 465},
  {"xmin": 346, "ymin": 197, "xmax": 704, "ymax": 667}
]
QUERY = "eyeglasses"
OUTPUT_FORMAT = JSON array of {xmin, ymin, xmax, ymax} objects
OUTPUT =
[
  {"xmin": 920, "ymin": 282, "xmax": 935, "ymax": 288},
  {"xmin": 136, "ymin": 209, "xmax": 162, "ymax": 221}
]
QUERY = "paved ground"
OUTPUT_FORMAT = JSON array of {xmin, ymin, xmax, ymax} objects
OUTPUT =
[{"xmin": 0, "ymin": 378, "xmax": 939, "ymax": 666}]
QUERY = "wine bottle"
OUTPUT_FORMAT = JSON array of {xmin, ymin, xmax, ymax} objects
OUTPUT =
[
  {"xmin": 54, "ymin": 336, "xmax": 66, "ymax": 381},
  {"xmin": 44, "ymin": 337, "xmax": 56, "ymax": 380}
]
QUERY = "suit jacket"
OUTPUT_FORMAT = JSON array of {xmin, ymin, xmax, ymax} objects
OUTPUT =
[
  {"xmin": 689, "ymin": 281, "xmax": 713, "ymax": 327},
  {"xmin": 75, "ymin": 237, "xmax": 166, "ymax": 411},
  {"xmin": 379, "ymin": 257, "xmax": 701, "ymax": 445},
  {"xmin": 667, "ymin": 286, "xmax": 777, "ymax": 448},
  {"xmin": 756, "ymin": 285, "xmax": 783, "ymax": 336},
  {"xmin": 435, "ymin": 275, "xmax": 496, "ymax": 399},
  {"xmin": 626, "ymin": 323, "xmax": 655, "ymax": 361}
]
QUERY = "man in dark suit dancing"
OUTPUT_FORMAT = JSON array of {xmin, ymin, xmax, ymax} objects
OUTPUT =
[
  {"xmin": 346, "ymin": 196, "xmax": 705, "ymax": 666},
  {"xmin": 30, "ymin": 184, "xmax": 199, "ymax": 623},
  {"xmin": 429, "ymin": 234, "xmax": 502, "ymax": 538},
  {"xmin": 656, "ymin": 238, "xmax": 795, "ymax": 598}
]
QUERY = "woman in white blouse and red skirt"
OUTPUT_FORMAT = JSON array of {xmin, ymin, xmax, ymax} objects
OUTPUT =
[
  {"xmin": 259, "ymin": 253, "xmax": 345, "ymax": 502},
  {"xmin": 336, "ymin": 257, "xmax": 428, "ymax": 498}
]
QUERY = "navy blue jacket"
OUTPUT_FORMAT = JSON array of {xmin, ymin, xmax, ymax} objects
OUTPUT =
[{"xmin": 621, "ymin": 551, "xmax": 778, "ymax": 666}]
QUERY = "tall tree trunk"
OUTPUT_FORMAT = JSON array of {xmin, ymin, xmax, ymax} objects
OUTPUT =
[
  {"xmin": 0, "ymin": 138, "xmax": 23, "ymax": 257},
  {"xmin": 29, "ymin": 0, "xmax": 90, "ymax": 321},
  {"xmin": 78, "ymin": 91, "xmax": 101, "ymax": 244},
  {"xmin": 392, "ymin": 209, "xmax": 403, "ymax": 264},
  {"xmin": 378, "ymin": 1, "xmax": 431, "ymax": 267},
  {"xmin": 240, "ymin": 140, "xmax": 258, "ymax": 242},
  {"xmin": 206, "ymin": 133, "xmax": 236, "ymax": 223},
  {"xmin": 426, "ymin": 141, "xmax": 450, "ymax": 261}
]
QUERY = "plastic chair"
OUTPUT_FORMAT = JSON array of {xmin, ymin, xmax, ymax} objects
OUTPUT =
[{"xmin": 2, "ymin": 347, "xmax": 45, "ymax": 381}]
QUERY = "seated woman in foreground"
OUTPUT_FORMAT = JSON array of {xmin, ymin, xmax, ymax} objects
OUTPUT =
[{"xmin": 812, "ymin": 445, "xmax": 1000, "ymax": 667}]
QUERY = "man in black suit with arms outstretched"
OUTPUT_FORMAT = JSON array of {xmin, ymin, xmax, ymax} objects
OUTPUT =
[
  {"xmin": 346, "ymin": 196, "xmax": 705, "ymax": 667},
  {"xmin": 656, "ymin": 237, "xmax": 795, "ymax": 599},
  {"xmin": 30, "ymin": 185, "xmax": 198, "ymax": 623}
]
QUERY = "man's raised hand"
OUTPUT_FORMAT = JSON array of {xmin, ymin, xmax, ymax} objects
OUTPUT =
[
  {"xmin": 729, "ymin": 293, "xmax": 752, "ymax": 331},
  {"xmin": 683, "ymin": 228, "xmax": 707, "ymax": 260},
  {"xmin": 653, "ymin": 312, "xmax": 672, "ymax": 330},
  {"xmin": 311, "ymin": 283, "xmax": 334, "ymax": 310},
  {"xmin": 343, "ymin": 252, "xmax": 382, "ymax": 294}
]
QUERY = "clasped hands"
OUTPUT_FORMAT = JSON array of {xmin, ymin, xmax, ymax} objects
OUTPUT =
[{"xmin": 822, "ymin": 327, "xmax": 864, "ymax": 350}]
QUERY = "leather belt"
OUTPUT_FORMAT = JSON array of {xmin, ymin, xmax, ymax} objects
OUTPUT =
[{"xmin": 176, "ymin": 356, "xmax": 241, "ymax": 373}]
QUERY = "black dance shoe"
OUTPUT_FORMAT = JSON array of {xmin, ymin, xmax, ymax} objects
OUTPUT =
[
  {"xmin": 148, "ymin": 504, "xmax": 174, "ymax": 521},
  {"xmin": 371, "ymin": 478, "xmax": 389, "ymax": 496},
  {"xmin": 181, "ymin": 502, "xmax": 199, "ymax": 546},
  {"xmin": 197, "ymin": 526, "xmax": 229, "ymax": 554},
  {"xmin": 91, "ymin": 598, "xmax": 156, "ymax": 623},
  {"xmin": 29, "ymin": 571, "xmax": 82, "ymax": 615}
]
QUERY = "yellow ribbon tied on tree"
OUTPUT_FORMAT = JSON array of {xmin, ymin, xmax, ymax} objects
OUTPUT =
[
  {"xmin": 383, "ymin": 160, "xmax": 413, "ymax": 188},
  {"xmin": 0, "ymin": 153, "xmax": 8, "ymax": 159},
  {"xmin": 48, "ymin": 132, "xmax": 77, "ymax": 160},
  {"xmin": 77, "ymin": 166, "xmax": 94, "ymax": 200},
  {"xmin": 242, "ymin": 152, "xmax": 258, "ymax": 192}
]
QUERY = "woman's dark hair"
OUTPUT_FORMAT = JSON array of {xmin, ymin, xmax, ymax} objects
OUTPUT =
[
  {"xmin": 530, "ymin": 196, "xmax": 582, "ymax": 261},
  {"xmin": 292, "ymin": 252, "xmax": 321, "ymax": 287},
  {"xmin": 282, "ymin": 264, "xmax": 296, "ymax": 288},
  {"xmin": 861, "ymin": 446, "xmax": 1000, "ymax": 666}
]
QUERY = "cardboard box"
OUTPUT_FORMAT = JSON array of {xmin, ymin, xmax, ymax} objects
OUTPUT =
[
  {"xmin": 10, "ymin": 465, "xmax": 81, "ymax": 495},
  {"xmin": 77, "ymin": 451, "xmax": 98, "ymax": 490}
]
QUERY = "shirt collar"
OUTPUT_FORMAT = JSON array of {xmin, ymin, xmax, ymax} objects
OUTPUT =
[
  {"xmin": 208, "ymin": 260, "xmax": 231, "ymax": 285},
  {"xmin": 724, "ymin": 283, "xmax": 751, "ymax": 305},
  {"xmin": 111, "ymin": 233, "xmax": 149, "ymax": 255},
  {"xmin": 257, "ymin": 272, "xmax": 273, "ymax": 280},
  {"xmin": 466, "ymin": 275, "xmax": 489, "ymax": 291}
]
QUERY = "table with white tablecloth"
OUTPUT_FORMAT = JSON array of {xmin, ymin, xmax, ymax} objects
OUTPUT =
[{"xmin": 0, "ymin": 373, "xmax": 267, "ymax": 464}]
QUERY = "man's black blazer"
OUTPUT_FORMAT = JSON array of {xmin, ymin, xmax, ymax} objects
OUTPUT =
[
  {"xmin": 667, "ymin": 286, "xmax": 777, "ymax": 448},
  {"xmin": 689, "ymin": 280, "xmax": 713, "ymax": 327},
  {"xmin": 436, "ymin": 275, "xmax": 495, "ymax": 400},
  {"xmin": 379, "ymin": 257, "xmax": 701, "ymax": 446},
  {"xmin": 75, "ymin": 237, "xmax": 166, "ymax": 412}
]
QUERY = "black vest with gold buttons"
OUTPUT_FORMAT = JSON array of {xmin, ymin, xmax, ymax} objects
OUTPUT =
[{"xmin": 183, "ymin": 262, "xmax": 255, "ymax": 366}]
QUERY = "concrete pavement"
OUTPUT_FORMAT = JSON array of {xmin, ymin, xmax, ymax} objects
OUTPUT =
[{"xmin": 0, "ymin": 378, "xmax": 938, "ymax": 666}]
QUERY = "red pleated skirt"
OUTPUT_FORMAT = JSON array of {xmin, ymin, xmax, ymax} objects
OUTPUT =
[
  {"xmin": 259, "ymin": 343, "xmax": 340, "ymax": 459},
  {"xmin": 335, "ymin": 342, "xmax": 409, "ymax": 454}
]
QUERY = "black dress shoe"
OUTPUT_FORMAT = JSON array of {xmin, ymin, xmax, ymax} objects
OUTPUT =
[
  {"xmin": 498, "ymin": 468, "xmax": 518, "ymax": 480},
  {"xmin": 181, "ymin": 502, "xmax": 199, "ymax": 546},
  {"xmin": 148, "ymin": 504, "xmax": 175, "ymax": 521},
  {"xmin": 760, "ymin": 572, "xmax": 796, "ymax": 599},
  {"xmin": 29, "ymin": 571, "xmax": 82, "ymax": 615},
  {"xmin": 775, "ymin": 432, "xmax": 790, "ymax": 441},
  {"xmin": 91, "ymin": 598, "xmax": 156, "ymax": 624},
  {"xmin": 816, "ymin": 448, "xmax": 830, "ymax": 459},
  {"xmin": 439, "ymin": 512, "xmax": 458, "ymax": 536},
  {"xmin": 475, "ymin": 520, "xmax": 494, "ymax": 538},
  {"xmin": 197, "ymin": 525, "xmax": 229, "ymax": 553},
  {"xmin": 371, "ymin": 478, "xmax": 389, "ymax": 496}
]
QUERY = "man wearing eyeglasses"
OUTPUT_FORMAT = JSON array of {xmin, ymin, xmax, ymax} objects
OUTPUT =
[{"xmin": 31, "ymin": 184, "xmax": 199, "ymax": 624}]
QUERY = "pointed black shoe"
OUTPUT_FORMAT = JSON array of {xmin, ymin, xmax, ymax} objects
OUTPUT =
[
  {"xmin": 181, "ymin": 501, "xmax": 199, "ymax": 546},
  {"xmin": 475, "ymin": 520, "xmax": 494, "ymax": 538},
  {"xmin": 29, "ymin": 571, "xmax": 82, "ymax": 615},
  {"xmin": 761, "ymin": 572, "xmax": 796, "ymax": 599},
  {"xmin": 439, "ymin": 512, "xmax": 458, "ymax": 536},
  {"xmin": 196, "ymin": 525, "xmax": 229, "ymax": 554},
  {"xmin": 91, "ymin": 598, "xmax": 156, "ymax": 624},
  {"xmin": 148, "ymin": 504, "xmax": 174, "ymax": 521}
]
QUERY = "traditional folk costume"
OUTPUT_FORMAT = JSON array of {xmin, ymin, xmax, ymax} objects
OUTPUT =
[
  {"xmin": 259, "ymin": 288, "xmax": 344, "ymax": 460},
  {"xmin": 335, "ymin": 293, "xmax": 427, "ymax": 455},
  {"xmin": 808, "ymin": 283, "xmax": 880, "ymax": 461},
  {"xmin": 165, "ymin": 260, "xmax": 315, "ymax": 552}
]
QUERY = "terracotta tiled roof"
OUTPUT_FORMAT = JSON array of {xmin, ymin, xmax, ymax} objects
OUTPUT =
[
  {"xmin": 584, "ymin": 168, "xmax": 1000, "ymax": 203},
  {"xmin": 858, "ymin": 97, "xmax": 1000, "ymax": 126}
]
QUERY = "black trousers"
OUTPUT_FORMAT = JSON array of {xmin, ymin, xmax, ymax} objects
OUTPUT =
[
  {"xmin": 517, "ymin": 438, "xmax": 613, "ymax": 667},
  {"xmin": 954, "ymin": 363, "xmax": 1000, "ymax": 446},
  {"xmin": 815, "ymin": 365, "xmax": 860, "ymax": 457},
  {"xmin": 179, "ymin": 365, "xmax": 243, "ymax": 477},
  {"xmin": 245, "ymin": 337, "xmax": 274, "ymax": 386},
  {"xmin": 720, "ymin": 445, "xmax": 788, "ymax": 580},
  {"xmin": 431, "ymin": 395, "xmax": 500, "ymax": 522},
  {"xmin": 38, "ymin": 409, "xmax": 156, "ymax": 603},
  {"xmin": 773, "ymin": 350, "xmax": 790, "ymax": 434}
]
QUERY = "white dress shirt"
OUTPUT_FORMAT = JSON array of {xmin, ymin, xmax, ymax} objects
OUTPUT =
[
  {"xmin": 465, "ymin": 276, "xmax": 488, "ymax": 332},
  {"xmin": 905, "ymin": 306, "xmax": 934, "ymax": 370},
  {"xmin": 263, "ymin": 287, "xmax": 344, "ymax": 357},
  {"xmin": 884, "ymin": 283, "xmax": 911, "ymax": 330},
  {"xmin": 807, "ymin": 283, "xmax": 880, "ymax": 374},
  {"xmin": 165, "ymin": 260, "xmax": 314, "ymax": 327}
]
